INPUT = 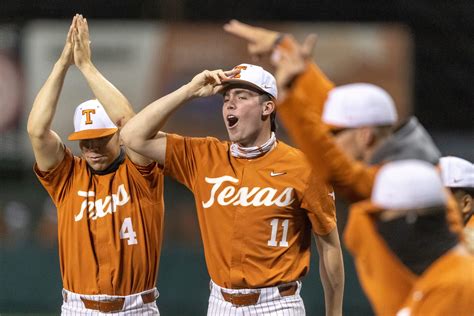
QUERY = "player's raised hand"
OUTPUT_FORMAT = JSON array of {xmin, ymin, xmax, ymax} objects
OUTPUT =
[
  {"xmin": 73, "ymin": 14, "xmax": 92, "ymax": 69},
  {"xmin": 58, "ymin": 15, "xmax": 77, "ymax": 68},
  {"xmin": 223, "ymin": 20, "xmax": 280, "ymax": 61},
  {"xmin": 273, "ymin": 34, "xmax": 317, "ymax": 98},
  {"xmin": 186, "ymin": 68, "xmax": 240, "ymax": 98}
]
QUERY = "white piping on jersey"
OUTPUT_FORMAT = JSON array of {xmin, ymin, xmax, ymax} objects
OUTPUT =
[
  {"xmin": 202, "ymin": 175, "xmax": 295, "ymax": 208},
  {"xmin": 74, "ymin": 184, "xmax": 130, "ymax": 221}
]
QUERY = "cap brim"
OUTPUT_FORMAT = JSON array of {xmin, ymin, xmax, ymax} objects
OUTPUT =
[
  {"xmin": 222, "ymin": 79, "xmax": 275, "ymax": 99},
  {"xmin": 68, "ymin": 128, "xmax": 118, "ymax": 141}
]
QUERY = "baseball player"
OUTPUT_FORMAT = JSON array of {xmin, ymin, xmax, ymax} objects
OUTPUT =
[
  {"xmin": 440, "ymin": 156, "xmax": 474, "ymax": 252},
  {"xmin": 121, "ymin": 64, "xmax": 344, "ymax": 315},
  {"xmin": 27, "ymin": 15, "xmax": 164, "ymax": 314},
  {"xmin": 223, "ymin": 21, "xmax": 466, "ymax": 315},
  {"xmin": 363, "ymin": 160, "xmax": 474, "ymax": 316}
]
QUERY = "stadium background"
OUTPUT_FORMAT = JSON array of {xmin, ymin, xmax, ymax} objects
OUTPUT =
[{"xmin": 0, "ymin": 1, "xmax": 472, "ymax": 315}]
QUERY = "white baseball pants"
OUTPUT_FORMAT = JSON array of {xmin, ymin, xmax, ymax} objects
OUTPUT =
[
  {"xmin": 61, "ymin": 288, "xmax": 159, "ymax": 315},
  {"xmin": 207, "ymin": 280, "xmax": 306, "ymax": 316}
]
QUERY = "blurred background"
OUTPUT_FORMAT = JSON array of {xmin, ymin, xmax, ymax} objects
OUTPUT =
[{"xmin": 0, "ymin": 0, "xmax": 472, "ymax": 315}]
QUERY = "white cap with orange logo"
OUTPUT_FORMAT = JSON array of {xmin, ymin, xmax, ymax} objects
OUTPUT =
[
  {"xmin": 224, "ymin": 63, "xmax": 278, "ymax": 99},
  {"xmin": 68, "ymin": 99, "xmax": 118, "ymax": 141}
]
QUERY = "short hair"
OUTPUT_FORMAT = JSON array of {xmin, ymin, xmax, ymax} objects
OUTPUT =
[
  {"xmin": 450, "ymin": 187, "xmax": 474, "ymax": 197},
  {"xmin": 259, "ymin": 93, "xmax": 277, "ymax": 132}
]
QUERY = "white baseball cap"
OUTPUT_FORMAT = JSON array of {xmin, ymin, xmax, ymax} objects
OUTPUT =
[
  {"xmin": 223, "ymin": 63, "xmax": 278, "ymax": 99},
  {"xmin": 371, "ymin": 159, "xmax": 447, "ymax": 210},
  {"xmin": 322, "ymin": 83, "xmax": 398, "ymax": 128},
  {"xmin": 68, "ymin": 99, "xmax": 118, "ymax": 141},
  {"xmin": 439, "ymin": 156, "xmax": 474, "ymax": 188}
]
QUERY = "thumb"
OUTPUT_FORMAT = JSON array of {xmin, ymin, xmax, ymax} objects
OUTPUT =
[{"xmin": 301, "ymin": 34, "xmax": 318, "ymax": 59}]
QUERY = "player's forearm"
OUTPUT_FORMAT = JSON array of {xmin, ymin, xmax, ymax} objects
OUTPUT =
[
  {"xmin": 320, "ymin": 247, "xmax": 344, "ymax": 316},
  {"xmin": 278, "ymin": 64, "xmax": 375, "ymax": 201},
  {"xmin": 78, "ymin": 62, "xmax": 135, "ymax": 127},
  {"xmin": 27, "ymin": 61, "xmax": 69, "ymax": 138},
  {"xmin": 121, "ymin": 84, "xmax": 193, "ymax": 147}
]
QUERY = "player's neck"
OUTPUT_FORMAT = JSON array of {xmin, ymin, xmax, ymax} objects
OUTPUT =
[
  {"xmin": 230, "ymin": 132, "xmax": 276, "ymax": 159},
  {"xmin": 239, "ymin": 129, "xmax": 273, "ymax": 148}
]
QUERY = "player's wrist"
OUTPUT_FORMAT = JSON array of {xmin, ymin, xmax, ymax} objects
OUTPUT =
[
  {"xmin": 182, "ymin": 82, "xmax": 200, "ymax": 100},
  {"xmin": 54, "ymin": 60, "xmax": 71, "ymax": 72},
  {"xmin": 76, "ymin": 59, "xmax": 94, "ymax": 72}
]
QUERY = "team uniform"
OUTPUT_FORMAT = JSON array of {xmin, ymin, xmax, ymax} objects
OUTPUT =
[
  {"xmin": 397, "ymin": 248, "xmax": 474, "ymax": 316},
  {"xmin": 344, "ymin": 200, "xmax": 417, "ymax": 315},
  {"xmin": 35, "ymin": 147, "xmax": 164, "ymax": 315},
  {"xmin": 276, "ymin": 42, "xmax": 464, "ymax": 314},
  {"xmin": 164, "ymin": 134, "xmax": 336, "ymax": 315}
]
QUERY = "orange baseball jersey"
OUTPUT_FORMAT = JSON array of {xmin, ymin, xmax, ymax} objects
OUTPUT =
[
  {"xmin": 34, "ymin": 148, "xmax": 164, "ymax": 295},
  {"xmin": 164, "ymin": 134, "xmax": 336, "ymax": 289},
  {"xmin": 344, "ymin": 200, "xmax": 417, "ymax": 315},
  {"xmin": 398, "ymin": 248, "xmax": 474, "ymax": 316}
]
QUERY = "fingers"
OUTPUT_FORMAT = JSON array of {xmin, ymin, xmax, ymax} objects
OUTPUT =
[
  {"xmin": 84, "ymin": 17, "xmax": 89, "ymax": 33},
  {"xmin": 66, "ymin": 15, "xmax": 78, "ymax": 43},
  {"xmin": 223, "ymin": 19, "xmax": 257, "ymax": 41},
  {"xmin": 223, "ymin": 68, "xmax": 240, "ymax": 77},
  {"xmin": 301, "ymin": 34, "xmax": 318, "ymax": 58},
  {"xmin": 209, "ymin": 70, "xmax": 222, "ymax": 85}
]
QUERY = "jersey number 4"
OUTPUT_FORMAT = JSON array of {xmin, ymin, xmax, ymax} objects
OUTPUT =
[
  {"xmin": 120, "ymin": 217, "xmax": 138, "ymax": 245},
  {"xmin": 267, "ymin": 218, "xmax": 289, "ymax": 247}
]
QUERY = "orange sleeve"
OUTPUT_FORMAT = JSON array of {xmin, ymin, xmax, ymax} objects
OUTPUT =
[
  {"xmin": 301, "ymin": 174, "xmax": 337, "ymax": 235},
  {"xmin": 278, "ymin": 63, "xmax": 378, "ymax": 202},
  {"xmin": 34, "ymin": 147, "xmax": 75, "ymax": 205},
  {"xmin": 343, "ymin": 201, "xmax": 417, "ymax": 315},
  {"xmin": 165, "ymin": 133, "xmax": 215, "ymax": 190}
]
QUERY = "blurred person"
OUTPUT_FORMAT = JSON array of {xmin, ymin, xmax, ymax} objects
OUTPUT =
[
  {"xmin": 27, "ymin": 15, "xmax": 164, "ymax": 315},
  {"xmin": 35, "ymin": 198, "xmax": 58, "ymax": 248},
  {"xmin": 2, "ymin": 200, "xmax": 32, "ymax": 247},
  {"xmin": 224, "ymin": 21, "xmax": 464, "ymax": 315},
  {"xmin": 357, "ymin": 160, "xmax": 473, "ymax": 316},
  {"xmin": 322, "ymin": 84, "xmax": 440, "ymax": 165},
  {"xmin": 440, "ymin": 156, "xmax": 474, "ymax": 252},
  {"xmin": 121, "ymin": 65, "xmax": 344, "ymax": 315}
]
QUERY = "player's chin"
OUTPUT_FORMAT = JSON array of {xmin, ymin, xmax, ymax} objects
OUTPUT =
[
  {"xmin": 87, "ymin": 159, "xmax": 108, "ymax": 171},
  {"xmin": 227, "ymin": 131, "xmax": 240, "ymax": 143}
]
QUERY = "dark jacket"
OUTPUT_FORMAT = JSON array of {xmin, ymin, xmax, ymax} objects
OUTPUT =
[{"xmin": 370, "ymin": 116, "xmax": 441, "ymax": 165}]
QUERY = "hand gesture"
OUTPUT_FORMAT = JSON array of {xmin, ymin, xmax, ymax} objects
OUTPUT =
[
  {"xmin": 187, "ymin": 68, "xmax": 240, "ymax": 98},
  {"xmin": 223, "ymin": 20, "xmax": 280, "ymax": 61},
  {"xmin": 273, "ymin": 34, "xmax": 317, "ymax": 97},
  {"xmin": 58, "ymin": 16, "xmax": 77, "ymax": 68},
  {"xmin": 73, "ymin": 14, "xmax": 92, "ymax": 69}
]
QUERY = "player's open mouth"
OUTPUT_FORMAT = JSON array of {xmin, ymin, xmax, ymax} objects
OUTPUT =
[{"xmin": 227, "ymin": 115, "xmax": 239, "ymax": 128}]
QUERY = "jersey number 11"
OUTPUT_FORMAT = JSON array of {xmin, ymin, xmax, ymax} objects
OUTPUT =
[{"xmin": 267, "ymin": 218, "xmax": 289, "ymax": 247}]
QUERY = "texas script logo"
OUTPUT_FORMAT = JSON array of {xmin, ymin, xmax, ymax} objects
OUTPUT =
[
  {"xmin": 74, "ymin": 184, "xmax": 130, "ymax": 221},
  {"xmin": 202, "ymin": 175, "xmax": 295, "ymax": 208}
]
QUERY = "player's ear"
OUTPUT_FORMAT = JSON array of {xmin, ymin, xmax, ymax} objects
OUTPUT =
[
  {"xmin": 359, "ymin": 127, "xmax": 376, "ymax": 147},
  {"xmin": 461, "ymin": 193, "xmax": 472, "ymax": 218},
  {"xmin": 262, "ymin": 100, "xmax": 275, "ymax": 117}
]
